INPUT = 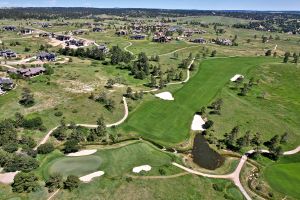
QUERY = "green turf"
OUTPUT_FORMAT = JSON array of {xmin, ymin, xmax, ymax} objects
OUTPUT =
[
  {"xmin": 121, "ymin": 57, "xmax": 275, "ymax": 146},
  {"xmin": 264, "ymin": 154, "xmax": 300, "ymax": 199},
  {"xmin": 43, "ymin": 141, "xmax": 175, "ymax": 179}
]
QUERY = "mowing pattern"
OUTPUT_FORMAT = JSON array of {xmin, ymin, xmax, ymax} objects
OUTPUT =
[{"xmin": 122, "ymin": 57, "xmax": 274, "ymax": 146}]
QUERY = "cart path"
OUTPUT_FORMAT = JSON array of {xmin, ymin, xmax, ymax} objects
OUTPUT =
[{"xmin": 124, "ymin": 42, "xmax": 133, "ymax": 55}]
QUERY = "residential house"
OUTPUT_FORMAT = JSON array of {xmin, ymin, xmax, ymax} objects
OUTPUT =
[
  {"xmin": 153, "ymin": 32, "xmax": 171, "ymax": 43},
  {"xmin": 8, "ymin": 67, "xmax": 46, "ymax": 78},
  {"xmin": 20, "ymin": 28, "xmax": 34, "ymax": 35},
  {"xmin": 130, "ymin": 34, "xmax": 146, "ymax": 40},
  {"xmin": 36, "ymin": 52, "xmax": 56, "ymax": 62},
  {"xmin": 98, "ymin": 45, "xmax": 109, "ymax": 54},
  {"xmin": 56, "ymin": 35, "xmax": 71, "ymax": 41},
  {"xmin": 214, "ymin": 38, "xmax": 233, "ymax": 46},
  {"xmin": 39, "ymin": 32, "xmax": 52, "ymax": 38},
  {"xmin": 191, "ymin": 38, "xmax": 206, "ymax": 44},
  {"xmin": 92, "ymin": 27, "xmax": 104, "ymax": 32},
  {"xmin": 2, "ymin": 26, "xmax": 16, "ymax": 31},
  {"xmin": 116, "ymin": 30, "xmax": 128, "ymax": 36},
  {"xmin": 0, "ymin": 77, "xmax": 14, "ymax": 93},
  {"xmin": 0, "ymin": 49, "xmax": 17, "ymax": 58},
  {"xmin": 65, "ymin": 39, "xmax": 85, "ymax": 47}
]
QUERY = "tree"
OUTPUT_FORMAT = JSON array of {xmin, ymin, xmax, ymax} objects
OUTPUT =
[
  {"xmin": 19, "ymin": 88, "xmax": 35, "ymax": 107},
  {"xmin": 12, "ymin": 172, "xmax": 39, "ymax": 193},
  {"xmin": 37, "ymin": 143, "xmax": 54, "ymax": 154},
  {"xmin": 125, "ymin": 87, "xmax": 133, "ymax": 98},
  {"xmin": 45, "ymin": 174, "xmax": 63, "ymax": 192},
  {"xmin": 63, "ymin": 139, "xmax": 79, "ymax": 154},
  {"xmin": 265, "ymin": 49, "xmax": 272, "ymax": 56},
  {"xmin": 179, "ymin": 71, "xmax": 184, "ymax": 81},
  {"xmin": 64, "ymin": 175, "xmax": 80, "ymax": 191},
  {"xmin": 105, "ymin": 79, "xmax": 115, "ymax": 89},
  {"xmin": 105, "ymin": 99, "xmax": 115, "ymax": 111},
  {"xmin": 19, "ymin": 135, "xmax": 36, "ymax": 149},
  {"xmin": 280, "ymin": 132, "xmax": 288, "ymax": 144},
  {"xmin": 149, "ymin": 75, "xmax": 157, "ymax": 88},
  {"xmin": 283, "ymin": 52, "xmax": 290, "ymax": 63},
  {"xmin": 211, "ymin": 50, "xmax": 217, "ymax": 57}
]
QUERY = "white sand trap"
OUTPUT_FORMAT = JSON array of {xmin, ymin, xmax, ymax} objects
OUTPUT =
[
  {"xmin": 67, "ymin": 149, "xmax": 97, "ymax": 157},
  {"xmin": 79, "ymin": 171, "xmax": 105, "ymax": 183},
  {"xmin": 132, "ymin": 165, "xmax": 152, "ymax": 173},
  {"xmin": 155, "ymin": 92, "xmax": 174, "ymax": 101},
  {"xmin": 230, "ymin": 74, "xmax": 244, "ymax": 82},
  {"xmin": 191, "ymin": 115, "xmax": 206, "ymax": 131},
  {"xmin": 0, "ymin": 171, "xmax": 19, "ymax": 184}
]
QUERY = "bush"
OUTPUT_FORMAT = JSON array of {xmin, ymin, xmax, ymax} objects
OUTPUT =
[
  {"xmin": 63, "ymin": 140, "xmax": 79, "ymax": 154},
  {"xmin": 54, "ymin": 111, "xmax": 63, "ymax": 117},
  {"xmin": 64, "ymin": 175, "xmax": 80, "ymax": 191},
  {"xmin": 12, "ymin": 172, "xmax": 39, "ymax": 193},
  {"xmin": 212, "ymin": 183, "xmax": 224, "ymax": 192},
  {"xmin": 3, "ymin": 142, "xmax": 18, "ymax": 153},
  {"xmin": 22, "ymin": 117, "xmax": 43, "ymax": 129},
  {"xmin": 37, "ymin": 143, "xmax": 54, "ymax": 154}
]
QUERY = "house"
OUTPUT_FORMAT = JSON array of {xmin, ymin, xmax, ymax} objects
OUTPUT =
[
  {"xmin": 130, "ymin": 34, "xmax": 146, "ymax": 40},
  {"xmin": 116, "ymin": 30, "xmax": 128, "ymax": 36},
  {"xmin": 39, "ymin": 32, "xmax": 52, "ymax": 38},
  {"xmin": 214, "ymin": 38, "xmax": 233, "ymax": 46},
  {"xmin": 191, "ymin": 38, "xmax": 206, "ymax": 44},
  {"xmin": 2, "ymin": 26, "xmax": 16, "ymax": 31},
  {"xmin": 92, "ymin": 27, "xmax": 104, "ymax": 32},
  {"xmin": 36, "ymin": 52, "xmax": 56, "ymax": 62},
  {"xmin": 65, "ymin": 39, "xmax": 85, "ymax": 47},
  {"xmin": 98, "ymin": 45, "xmax": 109, "ymax": 54},
  {"xmin": 56, "ymin": 35, "xmax": 71, "ymax": 41},
  {"xmin": 72, "ymin": 30, "xmax": 85, "ymax": 35},
  {"xmin": 8, "ymin": 67, "xmax": 46, "ymax": 78},
  {"xmin": 0, "ymin": 77, "xmax": 14, "ymax": 91},
  {"xmin": 153, "ymin": 32, "xmax": 171, "ymax": 43},
  {"xmin": 20, "ymin": 28, "xmax": 34, "ymax": 35},
  {"xmin": 0, "ymin": 49, "xmax": 17, "ymax": 58}
]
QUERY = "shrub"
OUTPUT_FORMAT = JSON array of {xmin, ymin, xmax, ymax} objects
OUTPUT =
[
  {"xmin": 12, "ymin": 172, "xmax": 39, "ymax": 193},
  {"xmin": 54, "ymin": 111, "xmax": 63, "ymax": 117},
  {"xmin": 37, "ymin": 143, "xmax": 54, "ymax": 154},
  {"xmin": 64, "ymin": 175, "xmax": 80, "ymax": 191}
]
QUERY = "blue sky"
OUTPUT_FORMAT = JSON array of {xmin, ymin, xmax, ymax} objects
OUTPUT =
[{"xmin": 0, "ymin": 0, "xmax": 299, "ymax": 11}]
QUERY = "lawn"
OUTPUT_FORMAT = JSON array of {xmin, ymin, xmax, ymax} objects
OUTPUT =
[
  {"xmin": 41, "ymin": 141, "xmax": 176, "ymax": 179},
  {"xmin": 121, "ymin": 57, "xmax": 276, "ymax": 146},
  {"xmin": 264, "ymin": 154, "xmax": 300, "ymax": 199}
]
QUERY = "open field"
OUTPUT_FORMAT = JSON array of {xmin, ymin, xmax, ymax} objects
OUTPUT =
[{"xmin": 121, "ymin": 57, "xmax": 276, "ymax": 146}]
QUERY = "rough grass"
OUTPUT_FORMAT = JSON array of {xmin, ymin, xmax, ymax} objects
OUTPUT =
[{"xmin": 121, "ymin": 57, "xmax": 275, "ymax": 146}]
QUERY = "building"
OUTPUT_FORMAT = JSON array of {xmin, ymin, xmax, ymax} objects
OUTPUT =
[
  {"xmin": 65, "ymin": 39, "xmax": 85, "ymax": 47},
  {"xmin": 130, "ymin": 34, "xmax": 146, "ymax": 40},
  {"xmin": 0, "ymin": 77, "xmax": 14, "ymax": 92},
  {"xmin": 56, "ymin": 35, "xmax": 71, "ymax": 41},
  {"xmin": 0, "ymin": 49, "xmax": 17, "ymax": 58},
  {"xmin": 8, "ymin": 67, "xmax": 46, "ymax": 78},
  {"xmin": 20, "ymin": 28, "xmax": 34, "ymax": 35},
  {"xmin": 36, "ymin": 52, "xmax": 56, "ymax": 62},
  {"xmin": 153, "ymin": 32, "xmax": 171, "ymax": 43},
  {"xmin": 98, "ymin": 45, "xmax": 109, "ymax": 54},
  {"xmin": 116, "ymin": 30, "xmax": 128, "ymax": 36},
  {"xmin": 2, "ymin": 26, "xmax": 16, "ymax": 31},
  {"xmin": 92, "ymin": 27, "xmax": 104, "ymax": 32},
  {"xmin": 191, "ymin": 38, "xmax": 206, "ymax": 44},
  {"xmin": 214, "ymin": 38, "xmax": 233, "ymax": 46}
]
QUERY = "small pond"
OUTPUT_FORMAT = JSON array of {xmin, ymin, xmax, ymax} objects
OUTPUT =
[{"xmin": 192, "ymin": 134, "xmax": 224, "ymax": 170}]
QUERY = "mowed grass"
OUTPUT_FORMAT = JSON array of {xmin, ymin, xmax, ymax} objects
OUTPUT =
[
  {"xmin": 264, "ymin": 154, "xmax": 300, "ymax": 199},
  {"xmin": 121, "ymin": 57, "xmax": 275, "ymax": 146},
  {"xmin": 42, "ymin": 142, "xmax": 175, "ymax": 179}
]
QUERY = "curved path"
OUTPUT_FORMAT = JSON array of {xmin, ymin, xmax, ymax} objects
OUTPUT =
[
  {"xmin": 172, "ymin": 147, "xmax": 300, "ymax": 200},
  {"xmin": 124, "ymin": 42, "xmax": 133, "ymax": 55},
  {"xmin": 158, "ymin": 45, "xmax": 200, "ymax": 57},
  {"xmin": 34, "ymin": 97, "xmax": 128, "ymax": 149}
]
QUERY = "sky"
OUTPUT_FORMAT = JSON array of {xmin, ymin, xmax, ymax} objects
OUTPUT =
[{"xmin": 0, "ymin": 0, "xmax": 299, "ymax": 11}]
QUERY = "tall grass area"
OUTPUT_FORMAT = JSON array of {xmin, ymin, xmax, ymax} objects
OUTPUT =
[{"xmin": 121, "ymin": 57, "xmax": 275, "ymax": 146}]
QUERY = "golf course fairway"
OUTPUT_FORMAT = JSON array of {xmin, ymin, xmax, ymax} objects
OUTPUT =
[{"xmin": 121, "ymin": 57, "xmax": 275, "ymax": 146}]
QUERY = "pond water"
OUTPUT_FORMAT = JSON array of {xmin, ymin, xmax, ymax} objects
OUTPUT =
[{"xmin": 192, "ymin": 134, "xmax": 224, "ymax": 170}]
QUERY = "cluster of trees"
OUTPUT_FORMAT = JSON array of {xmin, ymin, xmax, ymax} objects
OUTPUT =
[
  {"xmin": 283, "ymin": 52, "xmax": 299, "ymax": 64},
  {"xmin": 131, "ymin": 52, "xmax": 150, "ymax": 79},
  {"xmin": 19, "ymin": 88, "xmax": 35, "ymax": 107},
  {"xmin": 239, "ymin": 77, "xmax": 256, "ymax": 96},
  {"xmin": 124, "ymin": 87, "xmax": 144, "ymax": 101},
  {"xmin": 207, "ymin": 98, "xmax": 223, "ymax": 115},
  {"xmin": 45, "ymin": 174, "xmax": 80, "ymax": 193},
  {"xmin": 58, "ymin": 47, "xmax": 106, "ymax": 60},
  {"xmin": 110, "ymin": 46, "xmax": 134, "ymax": 65},
  {"xmin": 93, "ymin": 91, "xmax": 116, "ymax": 111}
]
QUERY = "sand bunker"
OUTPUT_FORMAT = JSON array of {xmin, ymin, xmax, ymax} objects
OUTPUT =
[
  {"xmin": 67, "ymin": 149, "xmax": 97, "ymax": 157},
  {"xmin": 191, "ymin": 115, "xmax": 206, "ymax": 131},
  {"xmin": 0, "ymin": 171, "xmax": 19, "ymax": 184},
  {"xmin": 230, "ymin": 74, "xmax": 244, "ymax": 82},
  {"xmin": 155, "ymin": 92, "xmax": 174, "ymax": 101},
  {"xmin": 79, "ymin": 171, "xmax": 104, "ymax": 183},
  {"xmin": 132, "ymin": 165, "xmax": 152, "ymax": 173}
]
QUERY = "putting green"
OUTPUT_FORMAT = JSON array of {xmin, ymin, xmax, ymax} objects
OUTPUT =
[
  {"xmin": 121, "ymin": 57, "xmax": 275, "ymax": 146},
  {"xmin": 264, "ymin": 155, "xmax": 300, "ymax": 198},
  {"xmin": 48, "ymin": 155, "xmax": 102, "ymax": 177}
]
